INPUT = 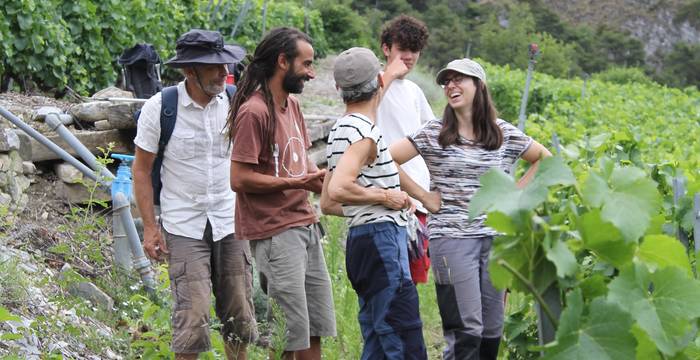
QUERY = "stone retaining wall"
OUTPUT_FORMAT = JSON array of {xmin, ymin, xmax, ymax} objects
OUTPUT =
[{"xmin": 0, "ymin": 125, "xmax": 33, "ymax": 211}]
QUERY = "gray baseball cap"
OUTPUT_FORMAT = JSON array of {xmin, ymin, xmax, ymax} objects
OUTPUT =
[
  {"xmin": 333, "ymin": 47, "xmax": 382, "ymax": 89},
  {"xmin": 436, "ymin": 58, "xmax": 486, "ymax": 85}
]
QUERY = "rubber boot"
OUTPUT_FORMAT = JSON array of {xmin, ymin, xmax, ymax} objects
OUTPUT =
[
  {"xmin": 479, "ymin": 337, "xmax": 501, "ymax": 360},
  {"xmin": 452, "ymin": 332, "xmax": 481, "ymax": 360}
]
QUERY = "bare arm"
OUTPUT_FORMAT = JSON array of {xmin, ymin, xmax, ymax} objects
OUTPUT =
[
  {"xmin": 390, "ymin": 137, "xmax": 441, "ymax": 212},
  {"xmin": 132, "ymin": 146, "xmax": 168, "ymax": 260},
  {"xmin": 320, "ymin": 171, "xmax": 343, "ymax": 216},
  {"xmin": 516, "ymin": 140, "xmax": 552, "ymax": 188},
  {"xmin": 328, "ymin": 138, "xmax": 411, "ymax": 210},
  {"xmin": 230, "ymin": 160, "xmax": 325, "ymax": 194},
  {"xmin": 389, "ymin": 137, "xmax": 420, "ymax": 165},
  {"xmin": 397, "ymin": 166, "xmax": 441, "ymax": 213},
  {"xmin": 305, "ymin": 157, "xmax": 326, "ymax": 194},
  {"xmin": 381, "ymin": 55, "xmax": 410, "ymax": 91}
]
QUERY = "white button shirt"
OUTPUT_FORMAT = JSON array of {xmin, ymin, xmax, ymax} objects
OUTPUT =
[{"xmin": 134, "ymin": 81, "xmax": 235, "ymax": 241}]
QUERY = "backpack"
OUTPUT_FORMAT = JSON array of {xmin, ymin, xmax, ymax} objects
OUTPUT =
[
  {"xmin": 118, "ymin": 44, "xmax": 163, "ymax": 99},
  {"xmin": 142, "ymin": 84, "xmax": 237, "ymax": 205}
]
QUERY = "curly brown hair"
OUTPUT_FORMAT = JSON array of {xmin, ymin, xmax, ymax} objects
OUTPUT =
[{"xmin": 380, "ymin": 15, "xmax": 429, "ymax": 53}]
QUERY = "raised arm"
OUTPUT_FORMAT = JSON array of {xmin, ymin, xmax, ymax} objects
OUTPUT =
[{"xmin": 516, "ymin": 140, "xmax": 552, "ymax": 188}]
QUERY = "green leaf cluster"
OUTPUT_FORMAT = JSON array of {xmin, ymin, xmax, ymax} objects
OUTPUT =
[
  {"xmin": 1, "ymin": 0, "xmax": 331, "ymax": 94},
  {"xmin": 473, "ymin": 153, "xmax": 700, "ymax": 357}
]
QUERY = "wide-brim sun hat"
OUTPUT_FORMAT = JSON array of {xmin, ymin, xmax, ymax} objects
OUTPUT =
[
  {"xmin": 334, "ymin": 47, "xmax": 382, "ymax": 89},
  {"xmin": 435, "ymin": 58, "xmax": 486, "ymax": 85},
  {"xmin": 165, "ymin": 29, "xmax": 246, "ymax": 68}
]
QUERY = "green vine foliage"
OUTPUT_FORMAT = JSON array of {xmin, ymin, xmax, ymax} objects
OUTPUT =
[
  {"xmin": 469, "ymin": 61, "xmax": 700, "ymax": 358},
  {"xmin": 1, "ymin": 0, "xmax": 209, "ymax": 94},
  {"xmin": 1, "ymin": 0, "xmax": 330, "ymax": 94}
]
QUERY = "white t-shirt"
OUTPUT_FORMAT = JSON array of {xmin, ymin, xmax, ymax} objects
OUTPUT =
[
  {"xmin": 134, "ymin": 81, "xmax": 236, "ymax": 241},
  {"xmin": 377, "ymin": 78, "xmax": 435, "ymax": 212}
]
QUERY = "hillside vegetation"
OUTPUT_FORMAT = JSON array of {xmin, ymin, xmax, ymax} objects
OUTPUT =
[{"xmin": 1, "ymin": 0, "xmax": 699, "ymax": 95}]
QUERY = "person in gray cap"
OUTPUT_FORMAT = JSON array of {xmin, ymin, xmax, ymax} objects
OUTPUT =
[
  {"xmin": 320, "ymin": 46, "xmax": 440, "ymax": 360},
  {"xmin": 390, "ymin": 58, "xmax": 551, "ymax": 359},
  {"xmin": 132, "ymin": 29, "xmax": 256, "ymax": 360}
]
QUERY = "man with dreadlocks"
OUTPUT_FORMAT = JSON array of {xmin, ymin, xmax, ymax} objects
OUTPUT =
[{"xmin": 227, "ymin": 27, "xmax": 336, "ymax": 360}]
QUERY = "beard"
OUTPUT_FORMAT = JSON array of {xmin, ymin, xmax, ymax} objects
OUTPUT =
[
  {"xmin": 282, "ymin": 67, "xmax": 309, "ymax": 94},
  {"xmin": 202, "ymin": 81, "xmax": 225, "ymax": 95}
]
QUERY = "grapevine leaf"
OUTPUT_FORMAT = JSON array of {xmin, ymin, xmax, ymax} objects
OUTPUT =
[
  {"xmin": 485, "ymin": 211, "xmax": 517, "ymax": 235},
  {"xmin": 543, "ymin": 290, "xmax": 636, "ymax": 360},
  {"xmin": 469, "ymin": 169, "xmax": 520, "ymax": 219},
  {"xmin": 578, "ymin": 210, "xmax": 636, "ymax": 268},
  {"xmin": 470, "ymin": 157, "xmax": 575, "ymax": 219},
  {"xmin": 583, "ymin": 167, "xmax": 661, "ymax": 242},
  {"xmin": 529, "ymin": 156, "xmax": 577, "ymax": 188},
  {"xmin": 579, "ymin": 273, "xmax": 608, "ymax": 300},
  {"xmin": 637, "ymin": 234, "xmax": 692, "ymax": 276},
  {"xmin": 632, "ymin": 324, "xmax": 662, "ymax": 360},
  {"xmin": 608, "ymin": 264, "xmax": 700, "ymax": 355},
  {"xmin": 582, "ymin": 173, "xmax": 609, "ymax": 208},
  {"xmin": 544, "ymin": 237, "xmax": 578, "ymax": 278},
  {"xmin": 602, "ymin": 167, "xmax": 661, "ymax": 242}
]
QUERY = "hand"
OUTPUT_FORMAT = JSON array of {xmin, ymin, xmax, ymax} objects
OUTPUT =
[
  {"xmin": 143, "ymin": 225, "xmax": 168, "ymax": 261},
  {"xmin": 422, "ymin": 191, "xmax": 442, "ymax": 213},
  {"xmin": 297, "ymin": 169, "xmax": 326, "ymax": 193},
  {"xmin": 382, "ymin": 190, "xmax": 412, "ymax": 210},
  {"xmin": 384, "ymin": 55, "xmax": 410, "ymax": 81}
]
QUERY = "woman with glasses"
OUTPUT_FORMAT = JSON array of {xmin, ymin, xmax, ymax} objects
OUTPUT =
[{"xmin": 390, "ymin": 58, "xmax": 550, "ymax": 360}]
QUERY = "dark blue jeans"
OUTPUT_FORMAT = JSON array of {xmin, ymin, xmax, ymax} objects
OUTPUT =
[{"xmin": 346, "ymin": 221, "xmax": 427, "ymax": 360}]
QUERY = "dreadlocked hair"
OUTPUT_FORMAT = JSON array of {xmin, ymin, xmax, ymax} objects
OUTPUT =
[{"xmin": 226, "ymin": 27, "xmax": 313, "ymax": 154}]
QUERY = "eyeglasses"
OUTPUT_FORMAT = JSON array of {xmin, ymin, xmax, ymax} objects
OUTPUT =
[{"xmin": 439, "ymin": 75, "xmax": 467, "ymax": 88}]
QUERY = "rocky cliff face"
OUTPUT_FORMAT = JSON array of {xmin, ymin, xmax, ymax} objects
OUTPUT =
[{"xmin": 540, "ymin": 0, "xmax": 700, "ymax": 64}]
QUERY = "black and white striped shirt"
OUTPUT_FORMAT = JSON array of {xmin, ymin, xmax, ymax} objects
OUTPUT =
[
  {"xmin": 326, "ymin": 113, "xmax": 407, "ymax": 227},
  {"xmin": 410, "ymin": 118, "xmax": 532, "ymax": 240}
]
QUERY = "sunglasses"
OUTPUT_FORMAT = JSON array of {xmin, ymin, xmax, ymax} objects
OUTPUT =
[{"xmin": 439, "ymin": 74, "xmax": 468, "ymax": 88}]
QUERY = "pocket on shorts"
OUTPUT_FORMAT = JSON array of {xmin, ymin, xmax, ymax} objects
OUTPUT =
[{"xmin": 169, "ymin": 262, "xmax": 192, "ymax": 311}]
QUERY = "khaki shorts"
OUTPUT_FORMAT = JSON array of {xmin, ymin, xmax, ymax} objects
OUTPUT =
[
  {"xmin": 165, "ymin": 222, "xmax": 258, "ymax": 354},
  {"xmin": 251, "ymin": 223, "xmax": 336, "ymax": 351}
]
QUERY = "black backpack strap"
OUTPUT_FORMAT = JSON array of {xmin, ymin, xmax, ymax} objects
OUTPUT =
[{"xmin": 151, "ymin": 86, "xmax": 179, "ymax": 205}]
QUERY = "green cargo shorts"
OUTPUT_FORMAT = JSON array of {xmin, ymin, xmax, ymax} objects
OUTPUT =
[
  {"xmin": 251, "ymin": 223, "xmax": 337, "ymax": 351},
  {"xmin": 165, "ymin": 222, "xmax": 258, "ymax": 354}
]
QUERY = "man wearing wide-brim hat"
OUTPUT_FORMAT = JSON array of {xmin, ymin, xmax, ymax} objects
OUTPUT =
[{"xmin": 132, "ymin": 29, "xmax": 257, "ymax": 360}]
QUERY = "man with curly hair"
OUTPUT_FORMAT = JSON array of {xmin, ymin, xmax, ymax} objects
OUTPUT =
[{"xmin": 378, "ymin": 15, "xmax": 436, "ymax": 285}]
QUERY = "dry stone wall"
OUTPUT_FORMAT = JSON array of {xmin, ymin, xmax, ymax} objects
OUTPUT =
[
  {"xmin": 0, "ymin": 125, "xmax": 32, "ymax": 211},
  {"xmin": 0, "ymin": 85, "xmax": 338, "ymax": 212}
]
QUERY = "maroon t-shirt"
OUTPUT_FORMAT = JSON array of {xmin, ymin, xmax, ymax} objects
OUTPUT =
[{"xmin": 231, "ymin": 91, "xmax": 317, "ymax": 240}]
